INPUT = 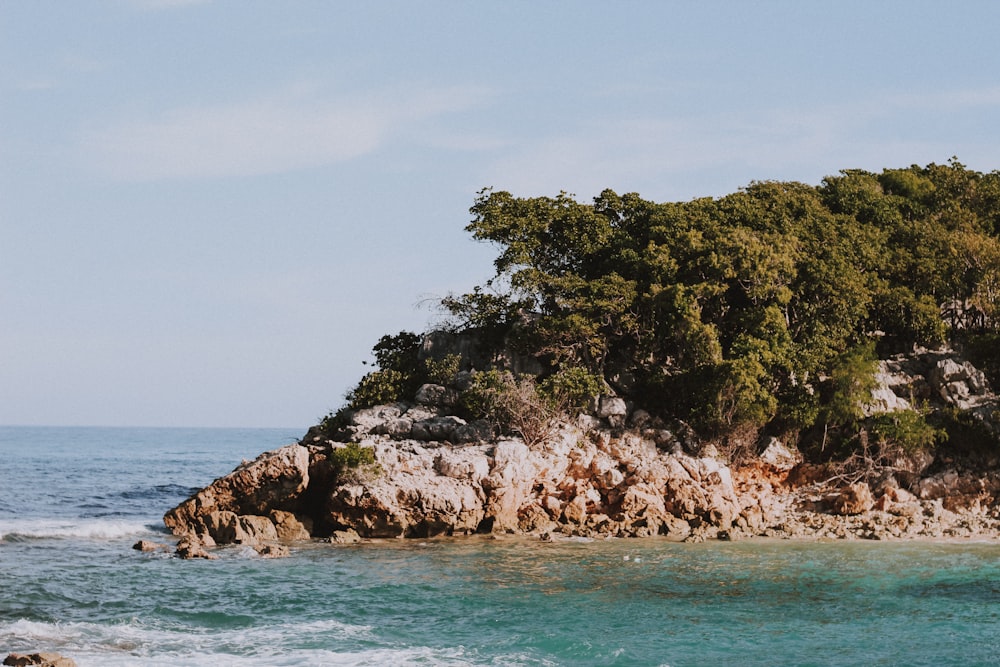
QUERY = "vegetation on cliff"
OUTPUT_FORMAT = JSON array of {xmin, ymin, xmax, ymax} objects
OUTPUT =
[{"xmin": 335, "ymin": 160, "xmax": 1000, "ymax": 463}]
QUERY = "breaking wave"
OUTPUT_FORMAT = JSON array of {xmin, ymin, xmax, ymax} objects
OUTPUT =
[
  {"xmin": 0, "ymin": 518, "xmax": 158, "ymax": 542},
  {"xmin": 0, "ymin": 618, "xmax": 546, "ymax": 667}
]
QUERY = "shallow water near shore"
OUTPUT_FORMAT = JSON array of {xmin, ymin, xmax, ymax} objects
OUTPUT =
[{"xmin": 3, "ymin": 426, "xmax": 1000, "ymax": 666}]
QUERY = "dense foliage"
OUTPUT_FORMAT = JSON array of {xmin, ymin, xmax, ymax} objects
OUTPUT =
[{"xmin": 344, "ymin": 160, "xmax": 1000, "ymax": 457}]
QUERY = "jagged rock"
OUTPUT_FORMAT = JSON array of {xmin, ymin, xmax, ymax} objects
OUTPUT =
[
  {"xmin": 132, "ymin": 539, "xmax": 169, "ymax": 552},
  {"xmin": 832, "ymin": 483, "xmax": 875, "ymax": 515},
  {"xmin": 628, "ymin": 409, "xmax": 653, "ymax": 429},
  {"xmin": 3, "ymin": 653, "xmax": 76, "ymax": 667},
  {"xmin": 329, "ymin": 528, "xmax": 362, "ymax": 544},
  {"xmin": 410, "ymin": 416, "xmax": 466, "ymax": 441},
  {"xmin": 415, "ymin": 383, "xmax": 458, "ymax": 407},
  {"xmin": 453, "ymin": 420, "xmax": 493, "ymax": 443},
  {"xmin": 483, "ymin": 440, "xmax": 538, "ymax": 532},
  {"xmin": 201, "ymin": 510, "xmax": 241, "ymax": 543},
  {"xmin": 255, "ymin": 544, "xmax": 290, "ymax": 558},
  {"xmin": 404, "ymin": 405, "xmax": 441, "ymax": 422},
  {"xmin": 562, "ymin": 495, "xmax": 588, "ymax": 524},
  {"xmin": 875, "ymin": 350, "xmax": 997, "ymax": 418},
  {"xmin": 350, "ymin": 404, "xmax": 405, "ymax": 432},
  {"xmin": 375, "ymin": 417, "xmax": 413, "ymax": 438},
  {"xmin": 759, "ymin": 438, "xmax": 801, "ymax": 471},
  {"xmin": 597, "ymin": 395, "xmax": 627, "ymax": 418},
  {"xmin": 175, "ymin": 537, "xmax": 216, "ymax": 560},
  {"xmin": 270, "ymin": 510, "xmax": 313, "ymax": 541},
  {"xmin": 165, "ymin": 348, "xmax": 1000, "ymax": 547},
  {"xmin": 164, "ymin": 444, "xmax": 310, "ymax": 540},
  {"xmin": 238, "ymin": 515, "xmax": 280, "ymax": 544}
]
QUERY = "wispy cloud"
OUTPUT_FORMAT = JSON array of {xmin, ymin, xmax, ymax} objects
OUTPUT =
[
  {"xmin": 81, "ymin": 84, "xmax": 494, "ymax": 181},
  {"xmin": 482, "ymin": 85, "xmax": 1000, "ymax": 201},
  {"xmin": 123, "ymin": 0, "xmax": 211, "ymax": 10}
]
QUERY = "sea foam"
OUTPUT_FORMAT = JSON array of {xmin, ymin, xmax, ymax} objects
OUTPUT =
[
  {"xmin": 0, "ymin": 518, "xmax": 156, "ymax": 541},
  {"xmin": 0, "ymin": 618, "xmax": 531, "ymax": 667}
]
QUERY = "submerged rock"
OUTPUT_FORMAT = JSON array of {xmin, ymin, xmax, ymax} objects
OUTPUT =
[
  {"xmin": 255, "ymin": 544, "xmax": 290, "ymax": 558},
  {"xmin": 132, "ymin": 539, "xmax": 169, "ymax": 553}
]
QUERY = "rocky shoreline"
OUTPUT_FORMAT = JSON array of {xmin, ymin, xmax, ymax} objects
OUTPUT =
[{"xmin": 161, "ymin": 351, "xmax": 1000, "ymax": 557}]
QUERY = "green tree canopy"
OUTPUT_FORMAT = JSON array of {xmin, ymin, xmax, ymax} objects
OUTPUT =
[{"xmin": 345, "ymin": 160, "xmax": 1000, "ymax": 451}]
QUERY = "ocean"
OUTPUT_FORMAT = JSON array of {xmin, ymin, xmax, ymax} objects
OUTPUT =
[{"xmin": 2, "ymin": 425, "xmax": 1000, "ymax": 666}]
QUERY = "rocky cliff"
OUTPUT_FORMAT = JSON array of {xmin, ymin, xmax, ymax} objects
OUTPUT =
[{"xmin": 162, "ymin": 349, "xmax": 1000, "ymax": 555}]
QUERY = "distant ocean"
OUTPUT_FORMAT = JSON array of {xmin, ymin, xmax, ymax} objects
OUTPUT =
[{"xmin": 3, "ymin": 425, "xmax": 1000, "ymax": 666}]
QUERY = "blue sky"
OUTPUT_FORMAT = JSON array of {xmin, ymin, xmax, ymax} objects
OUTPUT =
[{"xmin": 4, "ymin": 1, "xmax": 1000, "ymax": 428}]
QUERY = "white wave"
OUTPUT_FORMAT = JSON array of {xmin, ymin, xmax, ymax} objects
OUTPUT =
[
  {"xmin": 0, "ymin": 618, "xmax": 373, "ymax": 659},
  {"xmin": 0, "ymin": 619, "xmax": 548, "ymax": 666},
  {"xmin": 0, "ymin": 518, "xmax": 156, "ymax": 541}
]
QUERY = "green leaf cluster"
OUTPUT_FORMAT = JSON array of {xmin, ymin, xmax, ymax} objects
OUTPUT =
[
  {"xmin": 454, "ymin": 161, "xmax": 1000, "ymax": 442},
  {"xmin": 344, "ymin": 333, "xmax": 462, "ymax": 410},
  {"xmin": 329, "ymin": 442, "xmax": 381, "ymax": 484},
  {"xmin": 329, "ymin": 441, "xmax": 377, "ymax": 469}
]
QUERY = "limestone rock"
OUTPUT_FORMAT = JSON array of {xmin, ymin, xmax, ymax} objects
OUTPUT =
[
  {"xmin": 832, "ymin": 483, "xmax": 874, "ymax": 515},
  {"xmin": 329, "ymin": 528, "xmax": 362, "ymax": 544},
  {"xmin": 597, "ymin": 395, "xmax": 627, "ymax": 419},
  {"xmin": 255, "ymin": 544, "xmax": 290, "ymax": 558},
  {"xmin": 197, "ymin": 510, "xmax": 280, "ymax": 546},
  {"xmin": 162, "ymin": 350, "xmax": 1000, "ymax": 548},
  {"xmin": 237, "ymin": 515, "xmax": 280, "ymax": 544},
  {"xmin": 415, "ymin": 383, "xmax": 458, "ymax": 407},
  {"xmin": 175, "ymin": 537, "xmax": 216, "ymax": 560},
  {"xmin": 270, "ymin": 510, "xmax": 313, "ymax": 542},
  {"xmin": 759, "ymin": 438, "xmax": 801, "ymax": 471},
  {"xmin": 350, "ymin": 405, "xmax": 404, "ymax": 432},
  {"xmin": 132, "ymin": 539, "xmax": 169, "ymax": 552},
  {"xmin": 375, "ymin": 417, "xmax": 413, "ymax": 439},
  {"xmin": 164, "ymin": 444, "xmax": 310, "ymax": 539},
  {"xmin": 410, "ymin": 416, "xmax": 466, "ymax": 441}
]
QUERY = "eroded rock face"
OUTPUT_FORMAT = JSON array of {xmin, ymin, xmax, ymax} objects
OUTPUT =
[
  {"xmin": 873, "ymin": 349, "xmax": 999, "ymax": 425},
  {"xmin": 163, "ymin": 444, "xmax": 310, "ymax": 545},
  {"xmin": 163, "ymin": 348, "xmax": 1000, "ymax": 551},
  {"xmin": 832, "ymin": 482, "xmax": 875, "ymax": 515},
  {"xmin": 308, "ymin": 421, "xmax": 762, "ymax": 541}
]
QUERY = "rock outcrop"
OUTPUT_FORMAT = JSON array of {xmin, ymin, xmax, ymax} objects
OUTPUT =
[
  {"xmin": 162, "ymin": 349, "xmax": 1000, "ymax": 551},
  {"xmin": 873, "ymin": 348, "xmax": 1000, "ymax": 434},
  {"xmin": 163, "ymin": 444, "xmax": 313, "ymax": 553}
]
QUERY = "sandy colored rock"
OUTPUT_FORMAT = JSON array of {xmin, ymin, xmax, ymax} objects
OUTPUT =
[
  {"xmin": 132, "ymin": 539, "xmax": 168, "ymax": 552},
  {"xmin": 164, "ymin": 444, "xmax": 310, "ymax": 539},
  {"xmin": 255, "ymin": 544, "xmax": 290, "ymax": 558},
  {"xmin": 833, "ymin": 483, "xmax": 875, "ymax": 515},
  {"xmin": 165, "ymin": 348, "xmax": 1000, "ymax": 547},
  {"xmin": 175, "ymin": 537, "xmax": 216, "ymax": 560},
  {"xmin": 270, "ymin": 510, "xmax": 313, "ymax": 541},
  {"xmin": 329, "ymin": 528, "xmax": 362, "ymax": 544}
]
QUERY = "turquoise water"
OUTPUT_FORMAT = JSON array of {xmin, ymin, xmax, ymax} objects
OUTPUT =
[{"xmin": 3, "ymin": 427, "xmax": 1000, "ymax": 665}]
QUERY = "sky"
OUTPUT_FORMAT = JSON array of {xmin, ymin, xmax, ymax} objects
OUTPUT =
[{"xmin": 3, "ymin": 1, "xmax": 1000, "ymax": 428}]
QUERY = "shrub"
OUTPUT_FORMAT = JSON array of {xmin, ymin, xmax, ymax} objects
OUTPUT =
[
  {"xmin": 345, "ymin": 331, "xmax": 424, "ymax": 409},
  {"xmin": 869, "ymin": 409, "xmax": 943, "ymax": 453},
  {"xmin": 346, "ymin": 369, "xmax": 409, "ymax": 409},
  {"xmin": 317, "ymin": 407, "xmax": 352, "ymax": 439},
  {"xmin": 424, "ymin": 353, "xmax": 462, "ymax": 385},
  {"xmin": 329, "ymin": 442, "xmax": 381, "ymax": 484},
  {"xmin": 460, "ymin": 370, "xmax": 560, "ymax": 446},
  {"xmin": 538, "ymin": 367, "xmax": 603, "ymax": 414}
]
